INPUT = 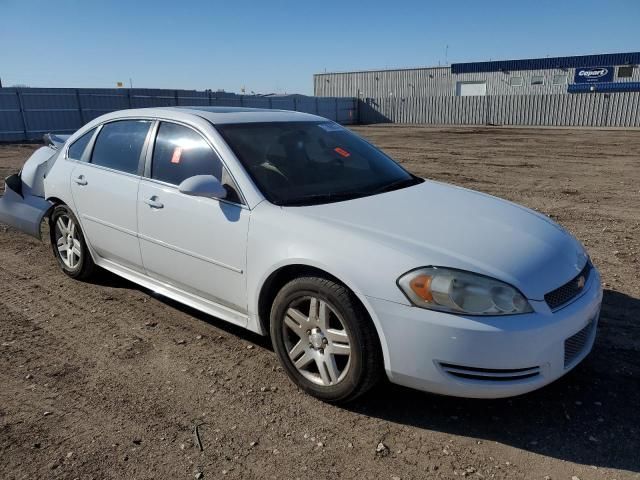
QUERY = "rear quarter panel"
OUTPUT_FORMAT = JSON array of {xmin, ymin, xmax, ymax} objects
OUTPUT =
[{"xmin": 44, "ymin": 156, "xmax": 76, "ymax": 210}]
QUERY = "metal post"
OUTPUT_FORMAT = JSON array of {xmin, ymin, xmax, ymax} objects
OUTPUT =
[
  {"xmin": 16, "ymin": 89, "xmax": 28, "ymax": 141},
  {"xmin": 485, "ymin": 95, "xmax": 491, "ymax": 126},
  {"xmin": 75, "ymin": 89, "xmax": 85, "ymax": 126}
]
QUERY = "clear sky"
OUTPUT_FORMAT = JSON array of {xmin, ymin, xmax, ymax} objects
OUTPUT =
[{"xmin": 1, "ymin": 0, "xmax": 638, "ymax": 94}]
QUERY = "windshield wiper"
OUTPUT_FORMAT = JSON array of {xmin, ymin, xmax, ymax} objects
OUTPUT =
[
  {"xmin": 372, "ymin": 176, "xmax": 422, "ymax": 194},
  {"xmin": 278, "ymin": 191, "xmax": 370, "ymax": 206},
  {"xmin": 275, "ymin": 177, "xmax": 422, "ymax": 206}
]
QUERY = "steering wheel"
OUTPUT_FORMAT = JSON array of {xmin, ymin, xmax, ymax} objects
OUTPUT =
[{"xmin": 250, "ymin": 162, "xmax": 290, "ymax": 188}]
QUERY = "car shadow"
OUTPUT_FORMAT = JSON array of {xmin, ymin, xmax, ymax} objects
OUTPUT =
[
  {"xmin": 85, "ymin": 267, "xmax": 272, "ymax": 348},
  {"xmin": 84, "ymin": 268, "xmax": 135, "ymax": 289},
  {"xmin": 344, "ymin": 288, "xmax": 640, "ymax": 473},
  {"xmin": 86, "ymin": 271, "xmax": 640, "ymax": 472}
]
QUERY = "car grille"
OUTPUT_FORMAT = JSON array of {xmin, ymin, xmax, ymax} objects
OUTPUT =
[
  {"xmin": 439, "ymin": 363, "xmax": 540, "ymax": 382},
  {"xmin": 564, "ymin": 319, "xmax": 596, "ymax": 367},
  {"xmin": 544, "ymin": 262, "xmax": 591, "ymax": 310}
]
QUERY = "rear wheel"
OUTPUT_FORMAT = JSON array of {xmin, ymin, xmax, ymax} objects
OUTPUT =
[
  {"xmin": 270, "ymin": 276, "xmax": 382, "ymax": 403},
  {"xmin": 49, "ymin": 205, "xmax": 95, "ymax": 279}
]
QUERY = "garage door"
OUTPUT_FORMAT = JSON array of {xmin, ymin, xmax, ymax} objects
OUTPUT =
[{"xmin": 456, "ymin": 81, "xmax": 487, "ymax": 96}]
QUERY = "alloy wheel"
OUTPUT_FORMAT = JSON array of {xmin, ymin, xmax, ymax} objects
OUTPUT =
[
  {"xmin": 282, "ymin": 296, "xmax": 352, "ymax": 386},
  {"xmin": 54, "ymin": 214, "xmax": 82, "ymax": 269}
]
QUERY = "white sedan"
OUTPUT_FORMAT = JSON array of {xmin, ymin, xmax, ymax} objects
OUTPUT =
[{"xmin": 0, "ymin": 107, "xmax": 602, "ymax": 402}]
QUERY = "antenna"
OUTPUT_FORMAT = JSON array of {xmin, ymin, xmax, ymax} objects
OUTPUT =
[{"xmin": 445, "ymin": 44, "xmax": 449, "ymax": 65}]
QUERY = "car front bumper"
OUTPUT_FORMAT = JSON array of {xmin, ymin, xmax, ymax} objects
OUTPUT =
[{"xmin": 367, "ymin": 267, "xmax": 602, "ymax": 398}]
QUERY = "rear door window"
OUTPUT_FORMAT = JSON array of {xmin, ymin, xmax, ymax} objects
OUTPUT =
[
  {"xmin": 151, "ymin": 122, "xmax": 223, "ymax": 185},
  {"xmin": 67, "ymin": 128, "xmax": 96, "ymax": 161},
  {"xmin": 91, "ymin": 120, "xmax": 151, "ymax": 174}
]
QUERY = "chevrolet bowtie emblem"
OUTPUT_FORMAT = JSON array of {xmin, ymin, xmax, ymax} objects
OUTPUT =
[{"xmin": 576, "ymin": 275, "xmax": 586, "ymax": 289}]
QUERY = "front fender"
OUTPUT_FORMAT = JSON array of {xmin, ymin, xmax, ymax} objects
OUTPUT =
[{"xmin": 249, "ymin": 257, "xmax": 393, "ymax": 372}]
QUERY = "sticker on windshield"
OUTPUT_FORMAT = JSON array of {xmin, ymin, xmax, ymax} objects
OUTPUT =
[
  {"xmin": 334, "ymin": 147, "xmax": 351, "ymax": 158},
  {"xmin": 318, "ymin": 122, "xmax": 344, "ymax": 132},
  {"xmin": 171, "ymin": 147, "xmax": 183, "ymax": 164}
]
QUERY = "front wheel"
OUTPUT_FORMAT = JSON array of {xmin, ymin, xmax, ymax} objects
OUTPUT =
[
  {"xmin": 270, "ymin": 276, "xmax": 383, "ymax": 403},
  {"xmin": 49, "ymin": 205, "xmax": 95, "ymax": 280}
]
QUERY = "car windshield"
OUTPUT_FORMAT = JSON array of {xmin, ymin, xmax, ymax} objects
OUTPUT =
[{"xmin": 216, "ymin": 121, "xmax": 422, "ymax": 206}]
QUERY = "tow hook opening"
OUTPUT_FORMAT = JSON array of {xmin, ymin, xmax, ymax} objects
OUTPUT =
[{"xmin": 5, "ymin": 173, "xmax": 23, "ymax": 198}]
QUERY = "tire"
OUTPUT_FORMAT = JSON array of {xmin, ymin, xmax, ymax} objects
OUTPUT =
[
  {"xmin": 270, "ymin": 276, "xmax": 383, "ymax": 403},
  {"xmin": 49, "ymin": 205, "xmax": 95, "ymax": 280}
]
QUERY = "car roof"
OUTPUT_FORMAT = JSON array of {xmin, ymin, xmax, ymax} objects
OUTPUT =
[{"xmin": 109, "ymin": 106, "xmax": 326, "ymax": 125}]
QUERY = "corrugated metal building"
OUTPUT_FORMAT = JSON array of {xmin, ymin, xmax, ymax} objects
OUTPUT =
[{"xmin": 314, "ymin": 52, "xmax": 640, "ymax": 98}]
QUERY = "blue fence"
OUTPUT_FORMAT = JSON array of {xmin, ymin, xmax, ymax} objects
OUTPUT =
[
  {"xmin": 4, "ymin": 87, "xmax": 635, "ymax": 135},
  {"xmin": 0, "ymin": 88, "xmax": 358, "ymax": 141}
]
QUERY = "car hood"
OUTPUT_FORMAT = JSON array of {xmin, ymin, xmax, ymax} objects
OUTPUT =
[{"xmin": 289, "ymin": 180, "xmax": 587, "ymax": 300}]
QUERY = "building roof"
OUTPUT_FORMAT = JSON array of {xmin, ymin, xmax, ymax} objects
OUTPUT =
[
  {"xmin": 315, "ymin": 52, "xmax": 640, "ymax": 76},
  {"xmin": 451, "ymin": 52, "xmax": 640, "ymax": 74},
  {"xmin": 314, "ymin": 66, "xmax": 449, "ymax": 77}
]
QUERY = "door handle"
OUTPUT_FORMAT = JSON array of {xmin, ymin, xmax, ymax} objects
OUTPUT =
[
  {"xmin": 74, "ymin": 175, "xmax": 87, "ymax": 186},
  {"xmin": 144, "ymin": 196, "xmax": 164, "ymax": 209}
]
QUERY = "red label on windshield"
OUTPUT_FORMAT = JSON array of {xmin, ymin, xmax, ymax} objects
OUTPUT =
[{"xmin": 334, "ymin": 147, "xmax": 351, "ymax": 158}]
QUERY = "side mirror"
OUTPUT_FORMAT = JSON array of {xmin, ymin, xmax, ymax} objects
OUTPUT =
[{"xmin": 178, "ymin": 175, "xmax": 227, "ymax": 200}]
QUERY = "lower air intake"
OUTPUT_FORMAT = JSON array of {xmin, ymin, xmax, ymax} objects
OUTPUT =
[
  {"xmin": 564, "ymin": 319, "xmax": 596, "ymax": 367},
  {"xmin": 439, "ymin": 363, "xmax": 540, "ymax": 382}
]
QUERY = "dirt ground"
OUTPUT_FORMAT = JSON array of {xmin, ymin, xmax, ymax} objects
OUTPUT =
[{"xmin": 1, "ymin": 126, "xmax": 639, "ymax": 480}]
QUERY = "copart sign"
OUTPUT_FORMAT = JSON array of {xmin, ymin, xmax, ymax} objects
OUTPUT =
[{"xmin": 574, "ymin": 66, "xmax": 614, "ymax": 83}]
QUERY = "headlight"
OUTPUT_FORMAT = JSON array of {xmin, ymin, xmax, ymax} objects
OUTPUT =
[{"xmin": 397, "ymin": 267, "xmax": 532, "ymax": 315}]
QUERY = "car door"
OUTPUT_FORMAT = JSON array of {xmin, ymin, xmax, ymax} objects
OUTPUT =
[
  {"xmin": 70, "ymin": 119, "xmax": 152, "ymax": 272},
  {"xmin": 137, "ymin": 120, "xmax": 249, "ymax": 318}
]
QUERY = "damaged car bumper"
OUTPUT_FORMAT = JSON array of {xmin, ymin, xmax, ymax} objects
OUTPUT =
[{"xmin": 0, "ymin": 174, "xmax": 52, "ymax": 238}]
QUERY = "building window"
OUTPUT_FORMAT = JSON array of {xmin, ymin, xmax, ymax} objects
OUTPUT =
[
  {"xmin": 618, "ymin": 66, "xmax": 634, "ymax": 78},
  {"xmin": 456, "ymin": 81, "xmax": 487, "ymax": 96},
  {"xmin": 530, "ymin": 75, "xmax": 544, "ymax": 86},
  {"xmin": 509, "ymin": 76, "xmax": 524, "ymax": 87},
  {"xmin": 552, "ymin": 74, "xmax": 568, "ymax": 85}
]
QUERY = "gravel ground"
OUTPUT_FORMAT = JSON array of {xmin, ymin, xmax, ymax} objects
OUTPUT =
[{"xmin": 0, "ymin": 126, "xmax": 639, "ymax": 479}]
